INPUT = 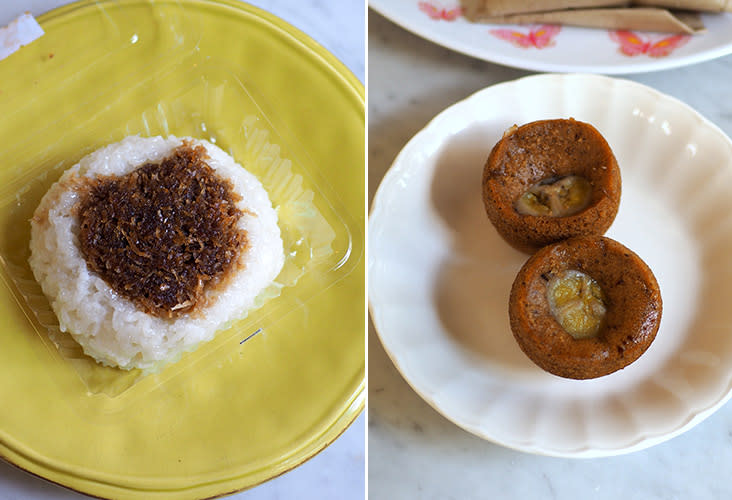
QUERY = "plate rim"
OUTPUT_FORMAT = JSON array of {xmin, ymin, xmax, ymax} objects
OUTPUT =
[{"xmin": 368, "ymin": 72, "xmax": 732, "ymax": 458}]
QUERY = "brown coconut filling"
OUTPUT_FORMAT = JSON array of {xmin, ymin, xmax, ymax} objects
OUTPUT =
[{"xmin": 77, "ymin": 142, "xmax": 248, "ymax": 319}]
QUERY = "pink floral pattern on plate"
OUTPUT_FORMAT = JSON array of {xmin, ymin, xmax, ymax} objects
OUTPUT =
[
  {"xmin": 609, "ymin": 31, "xmax": 690, "ymax": 57},
  {"xmin": 489, "ymin": 25, "xmax": 561, "ymax": 49},
  {"xmin": 418, "ymin": 1, "xmax": 462, "ymax": 21}
]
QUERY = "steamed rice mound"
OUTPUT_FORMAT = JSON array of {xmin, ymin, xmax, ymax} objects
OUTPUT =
[{"xmin": 29, "ymin": 136, "xmax": 284, "ymax": 370}]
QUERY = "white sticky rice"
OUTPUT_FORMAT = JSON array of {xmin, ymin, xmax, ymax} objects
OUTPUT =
[{"xmin": 29, "ymin": 136, "xmax": 284, "ymax": 371}]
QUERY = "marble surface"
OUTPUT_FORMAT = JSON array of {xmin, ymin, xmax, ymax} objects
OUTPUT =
[
  {"xmin": 369, "ymin": 9, "xmax": 732, "ymax": 500},
  {"xmin": 0, "ymin": 2, "xmax": 364, "ymax": 500}
]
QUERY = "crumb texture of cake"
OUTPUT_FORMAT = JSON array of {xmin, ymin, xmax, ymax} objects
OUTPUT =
[
  {"xmin": 509, "ymin": 236, "xmax": 662, "ymax": 380},
  {"xmin": 29, "ymin": 136, "xmax": 284, "ymax": 371}
]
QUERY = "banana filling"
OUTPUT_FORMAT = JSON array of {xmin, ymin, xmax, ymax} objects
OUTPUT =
[
  {"xmin": 546, "ymin": 269, "xmax": 606, "ymax": 340},
  {"xmin": 515, "ymin": 175, "xmax": 592, "ymax": 217}
]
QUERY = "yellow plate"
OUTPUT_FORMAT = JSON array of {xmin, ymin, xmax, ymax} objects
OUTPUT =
[{"xmin": 0, "ymin": 1, "xmax": 364, "ymax": 498}]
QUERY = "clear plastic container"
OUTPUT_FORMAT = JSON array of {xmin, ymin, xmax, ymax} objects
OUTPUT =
[{"xmin": 0, "ymin": 0, "xmax": 360, "ymax": 397}]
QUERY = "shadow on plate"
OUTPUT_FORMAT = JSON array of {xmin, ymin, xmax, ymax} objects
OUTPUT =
[{"xmin": 430, "ymin": 124, "xmax": 538, "ymax": 375}]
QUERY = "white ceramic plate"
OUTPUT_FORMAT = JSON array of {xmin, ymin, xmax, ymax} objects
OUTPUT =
[
  {"xmin": 369, "ymin": 0, "xmax": 732, "ymax": 74},
  {"xmin": 369, "ymin": 73, "xmax": 732, "ymax": 457}
]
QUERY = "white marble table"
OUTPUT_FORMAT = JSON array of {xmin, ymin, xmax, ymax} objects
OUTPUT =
[
  {"xmin": 0, "ymin": 2, "xmax": 364, "ymax": 499},
  {"xmin": 369, "ymin": 9, "xmax": 732, "ymax": 500}
]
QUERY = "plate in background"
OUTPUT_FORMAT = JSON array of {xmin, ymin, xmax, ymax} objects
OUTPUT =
[{"xmin": 370, "ymin": 0, "xmax": 732, "ymax": 73}]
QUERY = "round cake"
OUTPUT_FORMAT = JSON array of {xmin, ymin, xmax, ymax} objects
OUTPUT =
[
  {"xmin": 29, "ymin": 135, "xmax": 284, "ymax": 370},
  {"xmin": 482, "ymin": 119, "xmax": 621, "ymax": 253},
  {"xmin": 509, "ymin": 236, "xmax": 662, "ymax": 379}
]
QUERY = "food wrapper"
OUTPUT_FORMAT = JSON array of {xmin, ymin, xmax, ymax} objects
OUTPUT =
[
  {"xmin": 462, "ymin": 0, "xmax": 731, "ymax": 16},
  {"xmin": 0, "ymin": 12, "xmax": 44, "ymax": 61},
  {"xmin": 635, "ymin": 0, "xmax": 732, "ymax": 11},
  {"xmin": 462, "ymin": 0, "xmax": 630, "ymax": 17},
  {"xmin": 475, "ymin": 7, "xmax": 705, "ymax": 33}
]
